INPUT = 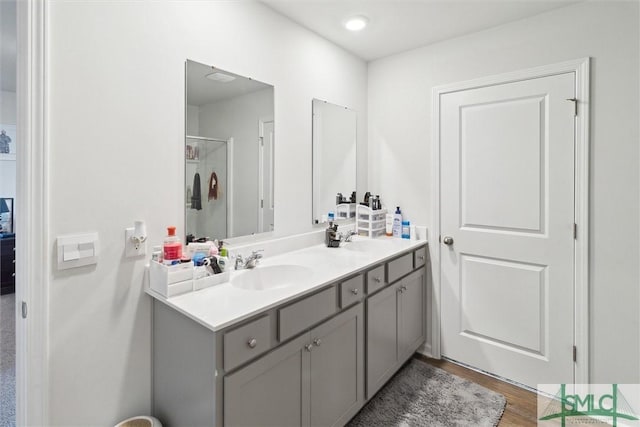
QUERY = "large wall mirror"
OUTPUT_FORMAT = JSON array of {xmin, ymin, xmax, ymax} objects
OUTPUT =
[
  {"xmin": 312, "ymin": 99, "xmax": 357, "ymax": 224},
  {"xmin": 185, "ymin": 60, "xmax": 275, "ymax": 241}
]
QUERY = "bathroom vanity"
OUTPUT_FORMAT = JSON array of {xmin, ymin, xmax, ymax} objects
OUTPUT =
[{"xmin": 148, "ymin": 238, "xmax": 428, "ymax": 427}]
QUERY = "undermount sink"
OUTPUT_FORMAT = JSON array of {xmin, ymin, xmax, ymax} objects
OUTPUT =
[
  {"xmin": 342, "ymin": 238, "xmax": 387, "ymax": 252},
  {"xmin": 231, "ymin": 265, "xmax": 312, "ymax": 291}
]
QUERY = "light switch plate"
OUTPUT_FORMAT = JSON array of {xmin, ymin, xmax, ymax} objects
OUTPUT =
[
  {"xmin": 57, "ymin": 233, "xmax": 99, "ymax": 270},
  {"xmin": 125, "ymin": 227, "xmax": 147, "ymax": 257}
]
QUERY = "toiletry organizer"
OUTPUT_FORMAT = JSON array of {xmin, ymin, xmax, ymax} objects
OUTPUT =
[
  {"xmin": 356, "ymin": 206, "xmax": 387, "ymax": 238},
  {"xmin": 336, "ymin": 203, "xmax": 356, "ymax": 219},
  {"xmin": 149, "ymin": 261, "xmax": 230, "ymax": 297}
]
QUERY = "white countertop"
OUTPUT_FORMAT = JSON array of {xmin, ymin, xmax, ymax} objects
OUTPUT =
[{"xmin": 146, "ymin": 236, "xmax": 428, "ymax": 332}]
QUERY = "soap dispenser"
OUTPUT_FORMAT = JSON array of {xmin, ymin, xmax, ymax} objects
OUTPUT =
[{"xmin": 325, "ymin": 221, "xmax": 340, "ymax": 248}]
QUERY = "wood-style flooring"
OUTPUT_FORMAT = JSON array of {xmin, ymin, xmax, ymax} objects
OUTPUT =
[{"xmin": 418, "ymin": 356, "xmax": 538, "ymax": 426}]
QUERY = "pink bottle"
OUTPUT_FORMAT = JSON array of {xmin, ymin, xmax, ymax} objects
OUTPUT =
[{"xmin": 163, "ymin": 226, "xmax": 183, "ymax": 265}]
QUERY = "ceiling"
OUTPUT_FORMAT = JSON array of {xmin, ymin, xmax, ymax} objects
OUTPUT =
[
  {"xmin": 187, "ymin": 60, "xmax": 272, "ymax": 106},
  {"xmin": 261, "ymin": 0, "xmax": 579, "ymax": 61},
  {"xmin": 0, "ymin": 0, "xmax": 16, "ymax": 93}
]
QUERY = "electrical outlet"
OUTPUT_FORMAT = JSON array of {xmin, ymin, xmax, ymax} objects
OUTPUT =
[{"xmin": 125, "ymin": 227, "xmax": 146, "ymax": 257}]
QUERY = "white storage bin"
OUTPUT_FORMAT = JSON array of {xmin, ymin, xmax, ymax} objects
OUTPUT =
[
  {"xmin": 336, "ymin": 203, "xmax": 356, "ymax": 219},
  {"xmin": 193, "ymin": 269, "xmax": 231, "ymax": 291},
  {"xmin": 356, "ymin": 205, "xmax": 387, "ymax": 238},
  {"xmin": 149, "ymin": 261, "xmax": 194, "ymax": 297}
]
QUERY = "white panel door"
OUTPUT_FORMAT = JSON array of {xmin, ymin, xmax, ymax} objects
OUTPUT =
[{"xmin": 440, "ymin": 72, "xmax": 576, "ymax": 387}]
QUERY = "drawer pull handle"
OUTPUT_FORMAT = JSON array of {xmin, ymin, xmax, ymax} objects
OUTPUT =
[
  {"xmin": 313, "ymin": 338, "xmax": 322, "ymax": 347},
  {"xmin": 305, "ymin": 344, "xmax": 313, "ymax": 352},
  {"xmin": 247, "ymin": 338, "xmax": 257, "ymax": 349},
  {"xmin": 351, "ymin": 288, "xmax": 359, "ymax": 295},
  {"xmin": 373, "ymin": 277, "xmax": 381, "ymax": 283},
  {"xmin": 417, "ymin": 255, "xmax": 425, "ymax": 261}
]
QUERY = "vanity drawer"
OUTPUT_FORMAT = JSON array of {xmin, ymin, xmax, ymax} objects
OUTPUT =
[
  {"xmin": 387, "ymin": 253, "xmax": 413, "ymax": 284},
  {"xmin": 366, "ymin": 265, "xmax": 386, "ymax": 294},
  {"xmin": 278, "ymin": 287, "xmax": 337, "ymax": 341},
  {"xmin": 414, "ymin": 246, "xmax": 427, "ymax": 269},
  {"xmin": 223, "ymin": 315, "xmax": 272, "ymax": 371},
  {"xmin": 340, "ymin": 275, "xmax": 364, "ymax": 308}
]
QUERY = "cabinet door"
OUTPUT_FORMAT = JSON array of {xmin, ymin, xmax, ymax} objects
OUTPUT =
[
  {"xmin": 399, "ymin": 269, "xmax": 426, "ymax": 361},
  {"xmin": 366, "ymin": 283, "xmax": 399, "ymax": 399},
  {"xmin": 224, "ymin": 333, "xmax": 310, "ymax": 427},
  {"xmin": 309, "ymin": 303, "xmax": 364, "ymax": 427}
]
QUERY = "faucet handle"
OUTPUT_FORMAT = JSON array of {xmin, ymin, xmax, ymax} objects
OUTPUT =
[{"xmin": 251, "ymin": 249, "xmax": 264, "ymax": 258}]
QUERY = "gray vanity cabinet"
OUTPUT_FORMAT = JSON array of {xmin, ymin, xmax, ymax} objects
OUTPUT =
[
  {"xmin": 398, "ymin": 269, "xmax": 426, "ymax": 360},
  {"xmin": 366, "ymin": 265, "xmax": 426, "ymax": 399},
  {"xmin": 224, "ymin": 333, "xmax": 310, "ymax": 427},
  {"xmin": 309, "ymin": 302, "xmax": 364, "ymax": 427},
  {"xmin": 152, "ymin": 244, "xmax": 428, "ymax": 427},
  {"xmin": 365, "ymin": 282, "xmax": 399, "ymax": 399},
  {"xmin": 224, "ymin": 302, "xmax": 364, "ymax": 427}
]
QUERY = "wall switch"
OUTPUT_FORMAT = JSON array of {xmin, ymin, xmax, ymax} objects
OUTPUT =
[
  {"xmin": 125, "ymin": 227, "xmax": 147, "ymax": 257},
  {"xmin": 57, "ymin": 233, "xmax": 99, "ymax": 270}
]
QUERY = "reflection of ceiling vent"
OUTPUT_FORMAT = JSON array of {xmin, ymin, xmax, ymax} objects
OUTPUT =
[{"xmin": 206, "ymin": 72, "xmax": 236, "ymax": 83}]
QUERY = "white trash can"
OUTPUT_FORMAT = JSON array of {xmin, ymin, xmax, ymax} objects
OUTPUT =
[{"xmin": 114, "ymin": 415, "xmax": 162, "ymax": 427}]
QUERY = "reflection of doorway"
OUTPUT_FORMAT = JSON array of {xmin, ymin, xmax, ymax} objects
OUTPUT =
[
  {"xmin": 258, "ymin": 118, "xmax": 274, "ymax": 233},
  {"xmin": 0, "ymin": 0, "xmax": 17, "ymax": 425}
]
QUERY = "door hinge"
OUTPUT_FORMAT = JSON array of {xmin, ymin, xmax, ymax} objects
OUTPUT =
[
  {"xmin": 259, "ymin": 136, "xmax": 264, "ymax": 146},
  {"xmin": 261, "ymin": 199, "xmax": 264, "ymax": 208},
  {"xmin": 21, "ymin": 301, "xmax": 27, "ymax": 319},
  {"xmin": 566, "ymin": 98, "xmax": 578, "ymax": 117},
  {"xmin": 573, "ymin": 223, "xmax": 577, "ymax": 239},
  {"xmin": 438, "ymin": 235, "xmax": 441, "ymax": 243},
  {"xmin": 573, "ymin": 345, "xmax": 577, "ymax": 362}
]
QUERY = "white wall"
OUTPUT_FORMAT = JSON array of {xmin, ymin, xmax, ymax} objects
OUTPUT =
[
  {"xmin": 368, "ymin": 1, "xmax": 639, "ymax": 383},
  {"xmin": 46, "ymin": 1, "xmax": 367, "ymax": 425},
  {"xmin": 0, "ymin": 90, "xmax": 16, "ymax": 200}
]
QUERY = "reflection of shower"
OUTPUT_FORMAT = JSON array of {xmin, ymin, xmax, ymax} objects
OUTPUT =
[{"xmin": 185, "ymin": 135, "xmax": 231, "ymax": 239}]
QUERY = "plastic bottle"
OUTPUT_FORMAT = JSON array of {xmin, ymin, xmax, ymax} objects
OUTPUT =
[
  {"xmin": 217, "ymin": 247, "xmax": 229, "ymax": 272},
  {"xmin": 385, "ymin": 214, "xmax": 393, "ymax": 236},
  {"xmin": 163, "ymin": 226, "xmax": 183, "ymax": 265},
  {"xmin": 328, "ymin": 212, "xmax": 335, "ymax": 223},
  {"xmin": 392, "ymin": 207, "xmax": 403, "ymax": 238},
  {"xmin": 402, "ymin": 220, "xmax": 410, "ymax": 239}
]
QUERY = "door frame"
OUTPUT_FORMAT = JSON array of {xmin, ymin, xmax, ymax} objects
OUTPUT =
[
  {"xmin": 430, "ymin": 58, "xmax": 590, "ymax": 385},
  {"xmin": 258, "ymin": 116, "xmax": 274, "ymax": 233},
  {"xmin": 16, "ymin": 0, "xmax": 49, "ymax": 424}
]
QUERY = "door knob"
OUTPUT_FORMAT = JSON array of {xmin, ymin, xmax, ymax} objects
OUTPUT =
[
  {"xmin": 443, "ymin": 236, "xmax": 454, "ymax": 246},
  {"xmin": 313, "ymin": 338, "xmax": 322, "ymax": 346},
  {"xmin": 305, "ymin": 344, "xmax": 313, "ymax": 352}
]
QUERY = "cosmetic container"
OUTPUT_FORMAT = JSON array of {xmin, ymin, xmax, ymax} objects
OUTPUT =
[
  {"xmin": 392, "ymin": 207, "xmax": 403, "ymax": 238},
  {"xmin": 163, "ymin": 226, "xmax": 182, "ymax": 265}
]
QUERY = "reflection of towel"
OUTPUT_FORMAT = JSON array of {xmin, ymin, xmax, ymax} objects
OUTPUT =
[
  {"xmin": 191, "ymin": 173, "xmax": 202, "ymax": 210},
  {"xmin": 208, "ymin": 172, "xmax": 219, "ymax": 201}
]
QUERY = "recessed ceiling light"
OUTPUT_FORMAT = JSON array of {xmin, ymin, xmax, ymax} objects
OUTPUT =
[
  {"xmin": 206, "ymin": 72, "xmax": 236, "ymax": 83},
  {"xmin": 344, "ymin": 16, "xmax": 368, "ymax": 32}
]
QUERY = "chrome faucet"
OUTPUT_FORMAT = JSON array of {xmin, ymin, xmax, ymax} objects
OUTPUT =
[
  {"xmin": 234, "ymin": 250, "xmax": 264, "ymax": 270},
  {"xmin": 341, "ymin": 230, "xmax": 358, "ymax": 243}
]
